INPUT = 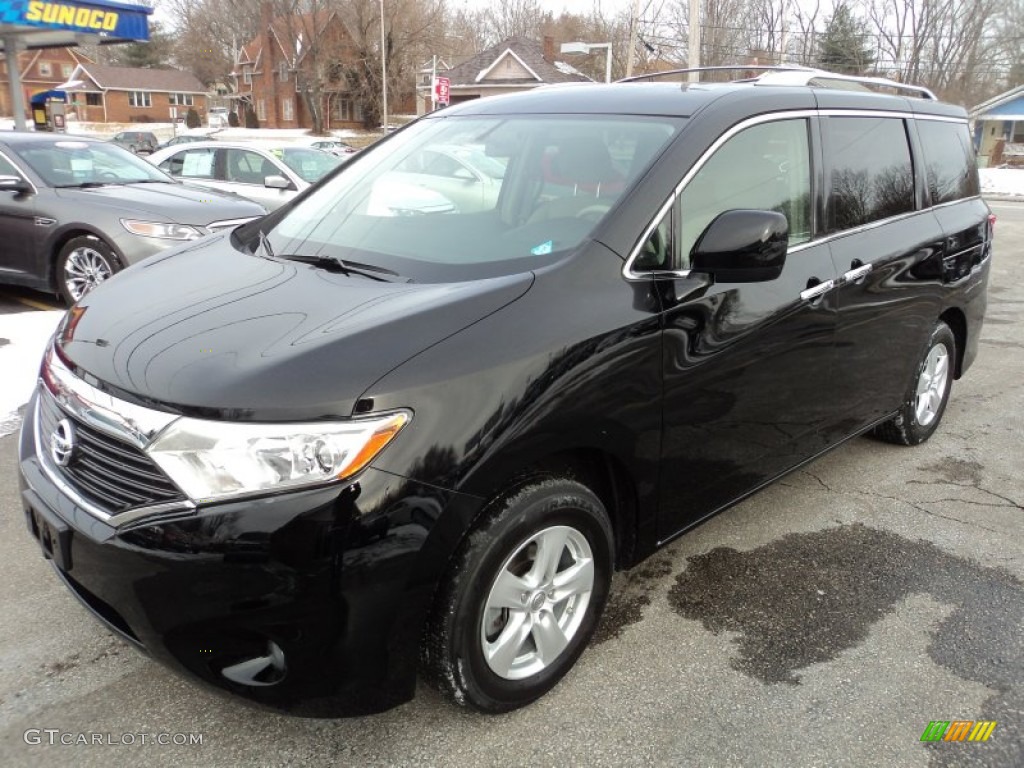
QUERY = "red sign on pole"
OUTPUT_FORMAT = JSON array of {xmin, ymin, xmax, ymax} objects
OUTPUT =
[{"xmin": 434, "ymin": 76, "xmax": 450, "ymax": 106}]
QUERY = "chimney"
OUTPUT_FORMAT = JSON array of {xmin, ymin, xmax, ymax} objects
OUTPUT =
[{"xmin": 543, "ymin": 36, "xmax": 555, "ymax": 64}]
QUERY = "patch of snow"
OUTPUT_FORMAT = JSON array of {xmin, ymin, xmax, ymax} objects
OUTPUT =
[
  {"xmin": 980, "ymin": 168, "xmax": 1024, "ymax": 197},
  {"xmin": 0, "ymin": 311, "xmax": 65, "ymax": 438},
  {"xmin": 553, "ymin": 60, "xmax": 585, "ymax": 77}
]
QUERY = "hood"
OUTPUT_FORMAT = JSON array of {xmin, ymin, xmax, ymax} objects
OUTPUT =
[
  {"xmin": 58, "ymin": 234, "xmax": 533, "ymax": 420},
  {"xmin": 54, "ymin": 182, "xmax": 266, "ymax": 225}
]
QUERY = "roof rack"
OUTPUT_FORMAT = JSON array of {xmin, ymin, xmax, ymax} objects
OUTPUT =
[
  {"xmin": 617, "ymin": 65, "xmax": 813, "ymax": 83},
  {"xmin": 617, "ymin": 65, "xmax": 937, "ymax": 101}
]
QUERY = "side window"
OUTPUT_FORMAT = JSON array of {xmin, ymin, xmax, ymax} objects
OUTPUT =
[
  {"xmin": 824, "ymin": 117, "xmax": 914, "ymax": 231},
  {"xmin": 634, "ymin": 208, "xmax": 674, "ymax": 272},
  {"xmin": 917, "ymin": 120, "xmax": 980, "ymax": 204},
  {"xmin": 0, "ymin": 153, "xmax": 20, "ymax": 176},
  {"xmin": 225, "ymin": 149, "xmax": 266, "ymax": 184},
  {"xmin": 678, "ymin": 119, "xmax": 811, "ymax": 267}
]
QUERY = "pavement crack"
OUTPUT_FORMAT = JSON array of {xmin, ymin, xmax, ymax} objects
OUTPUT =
[
  {"xmin": 798, "ymin": 470, "xmax": 832, "ymax": 492},
  {"xmin": 908, "ymin": 479, "xmax": 1024, "ymax": 510}
]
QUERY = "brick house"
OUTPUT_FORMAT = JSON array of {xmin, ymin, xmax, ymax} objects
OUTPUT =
[
  {"xmin": 0, "ymin": 48, "xmax": 93, "ymax": 119},
  {"xmin": 62, "ymin": 63, "xmax": 209, "ymax": 123},
  {"xmin": 232, "ymin": 4, "xmax": 363, "ymax": 130}
]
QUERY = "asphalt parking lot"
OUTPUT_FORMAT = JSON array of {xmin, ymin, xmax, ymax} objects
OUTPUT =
[{"xmin": 0, "ymin": 203, "xmax": 1021, "ymax": 767}]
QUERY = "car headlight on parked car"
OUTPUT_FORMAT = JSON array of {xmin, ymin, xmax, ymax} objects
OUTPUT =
[
  {"xmin": 146, "ymin": 412, "xmax": 410, "ymax": 502},
  {"xmin": 120, "ymin": 219, "xmax": 204, "ymax": 240}
]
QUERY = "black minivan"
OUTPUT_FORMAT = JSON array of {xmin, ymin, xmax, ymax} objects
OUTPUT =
[{"xmin": 18, "ymin": 69, "xmax": 991, "ymax": 716}]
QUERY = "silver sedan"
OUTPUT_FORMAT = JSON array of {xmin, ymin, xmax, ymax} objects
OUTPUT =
[{"xmin": 147, "ymin": 141, "xmax": 342, "ymax": 211}]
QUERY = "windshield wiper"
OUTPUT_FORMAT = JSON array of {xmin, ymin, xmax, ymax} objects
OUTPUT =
[
  {"xmin": 254, "ymin": 231, "xmax": 407, "ymax": 281},
  {"xmin": 279, "ymin": 253, "xmax": 408, "ymax": 282},
  {"xmin": 56, "ymin": 181, "xmax": 116, "ymax": 188}
]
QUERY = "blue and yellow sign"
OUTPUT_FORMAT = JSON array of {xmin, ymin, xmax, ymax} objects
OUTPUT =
[{"xmin": 1, "ymin": 0, "xmax": 150, "ymax": 40}]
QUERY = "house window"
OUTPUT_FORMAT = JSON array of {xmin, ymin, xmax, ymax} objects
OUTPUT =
[
  {"xmin": 168, "ymin": 93, "xmax": 194, "ymax": 106},
  {"xmin": 243, "ymin": 68, "xmax": 252, "ymax": 85},
  {"xmin": 278, "ymin": 62, "xmax": 289, "ymax": 82},
  {"xmin": 62, "ymin": 64, "xmax": 73, "ymax": 78},
  {"xmin": 129, "ymin": 91, "xmax": 152, "ymax": 108},
  {"xmin": 256, "ymin": 98, "xmax": 266, "ymax": 121},
  {"xmin": 336, "ymin": 98, "xmax": 362, "ymax": 122},
  {"xmin": 38, "ymin": 62, "xmax": 53, "ymax": 77},
  {"xmin": 86, "ymin": 93, "xmax": 102, "ymax": 106},
  {"xmin": 282, "ymin": 97, "xmax": 294, "ymax": 121}
]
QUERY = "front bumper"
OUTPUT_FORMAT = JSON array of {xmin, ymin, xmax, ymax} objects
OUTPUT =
[{"xmin": 18, "ymin": 389, "xmax": 483, "ymax": 716}]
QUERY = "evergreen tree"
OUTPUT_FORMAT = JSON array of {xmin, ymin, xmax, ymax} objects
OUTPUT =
[
  {"xmin": 104, "ymin": 22, "xmax": 176, "ymax": 69},
  {"xmin": 185, "ymin": 108, "xmax": 201, "ymax": 128},
  {"xmin": 816, "ymin": 4, "xmax": 875, "ymax": 75}
]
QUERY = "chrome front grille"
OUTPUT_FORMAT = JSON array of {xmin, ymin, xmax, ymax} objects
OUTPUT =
[{"xmin": 37, "ymin": 389, "xmax": 185, "ymax": 513}]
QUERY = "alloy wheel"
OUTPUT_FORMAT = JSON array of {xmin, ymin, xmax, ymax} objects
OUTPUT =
[
  {"xmin": 480, "ymin": 525, "xmax": 594, "ymax": 680},
  {"xmin": 64, "ymin": 246, "xmax": 114, "ymax": 301},
  {"xmin": 915, "ymin": 343, "xmax": 950, "ymax": 427}
]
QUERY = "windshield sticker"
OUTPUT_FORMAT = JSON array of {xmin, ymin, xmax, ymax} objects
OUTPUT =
[
  {"xmin": 531, "ymin": 240, "xmax": 553, "ymax": 256},
  {"xmin": 69, "ymin": 158, "xmax": 93, "ymax": 175},
  {"xmin": 182, "ymin": 152, "xmax": 214, "ymax": 177},
  {"xmin": 55, "ymin": 142, "xmax": 89, "ymax": 150}
]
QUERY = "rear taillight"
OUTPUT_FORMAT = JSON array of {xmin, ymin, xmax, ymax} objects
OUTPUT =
[{"xmin": 988, "ymin": 213, "xmax": 997, "ymax": 233}]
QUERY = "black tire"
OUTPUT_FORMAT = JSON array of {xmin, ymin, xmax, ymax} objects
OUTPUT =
[
  {"xmin": 873, "ymin": 321, "xmax": 956, "ymax": 446},
  {"xmin": 56, "ymin": 235, "xmax": 123, "ymax": 305},
  {"xmin": 422, "ymin": 477, "xmax": 614, "ymax": 712}
]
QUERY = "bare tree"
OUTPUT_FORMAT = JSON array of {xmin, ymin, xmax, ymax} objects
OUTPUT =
[{"xmin": 481, "ymin": 0, "xmax": 546, "ymax": 43}]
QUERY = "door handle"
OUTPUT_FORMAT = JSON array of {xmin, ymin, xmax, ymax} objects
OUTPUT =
[
  {"xmin": 842, "ymin": 263, "xmax": 873, "ymax": 283},
  {"xmin": 800, "ymin": 278, "xmax": 835, "ymax": 301}
]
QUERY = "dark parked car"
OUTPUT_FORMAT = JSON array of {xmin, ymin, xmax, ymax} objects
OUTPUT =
[
  {"xmin": 109, "ymin": 130, "xmax": 159, "ymax": 155},
  {"xmin": 157, "ymin": 134, "xmax": 212, "ymax": 150},
  {"xmin": 18, "ymin": 69, "xmax": 991, "ymax": 716},
  {"xmin": 0, "ymin": 133, "xmax": 266, "ymax": 302}
]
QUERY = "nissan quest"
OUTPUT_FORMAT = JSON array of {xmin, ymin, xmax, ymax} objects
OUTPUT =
[{"xmin": 18, "ymin": 68, "xmax": 991, "ymax": 716}]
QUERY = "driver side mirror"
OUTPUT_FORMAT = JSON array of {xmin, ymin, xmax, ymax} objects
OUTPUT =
[
  {"xmin": 0, "ymin": 175, "xmax": 31, "ymax": 194},
  {"xmin": 690, "ymin": 209, "xmax": 788, "ymax": 282},
  {"xmin": 264, "ymin": 174, "xmax": 292, "ymax": 190}
]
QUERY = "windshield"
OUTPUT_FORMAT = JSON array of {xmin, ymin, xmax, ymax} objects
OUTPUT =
[
  {"xmin": 253, "ymin": 114, "xmax": 681, "ymax": 281},
  {"xmin": 11, "ymin": 140, "xmax": 172, "ymax": 187},
  {"xmin": 272, "ymin": 147, "xmax": 342, "ymax": 183}
]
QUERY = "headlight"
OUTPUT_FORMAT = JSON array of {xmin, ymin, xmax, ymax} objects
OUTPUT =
[
  {"xmin": 147, "ymin": 412, "xmax": 410, "ymax": 502},
  {"xmin": 121, "ymin": 219, "xmax": 203, "ymax": 240}
]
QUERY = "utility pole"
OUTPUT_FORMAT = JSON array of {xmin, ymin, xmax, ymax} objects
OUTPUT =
[
  {"xmin": 380, "ymin": 0, "xmax": 388, "ymax": 133},
  {"xmin": 779, "ymin": 0, "xmax": 788, "ymax": 63},
  {"xmin": 688, "ymin": 0, "xmax": 700, "ymax": 82},
  {"xmin": 625, "ymin": 0, "xmax": 641, "ymax": 78},
  {"xmin": 431, "ymin": 54, "xmax": 437, "ymax": 112}
]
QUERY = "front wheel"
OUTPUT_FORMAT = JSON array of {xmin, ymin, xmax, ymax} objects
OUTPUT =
[
  {"xmin": 873, "ymin": 321, "xmax": 956, "ymax": 445},
  {"xmin": 56, "ymin": 236, "xmax": 122, "ymax": 304},
  {"xmin": 422, "ymin": 478, "xmax": 614, "ymax": 712}
]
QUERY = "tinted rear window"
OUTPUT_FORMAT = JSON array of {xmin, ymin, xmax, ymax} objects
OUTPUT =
[
  {"xmin": 824, "ymin": 117, "xmax": 914, "ymax": 231},
  {"xmin": 916, "ymin": 120, "xmax": 980, "ymax": 204}
]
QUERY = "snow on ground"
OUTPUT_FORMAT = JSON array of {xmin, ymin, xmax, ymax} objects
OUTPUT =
[
  {"xmin": 980, "ymin": 168, "xmax": 1024, "ymax": 198},
  {"xmin": 0, "ymin": 311, "xmax": 65, "ymax": 438},
  {"xmin": 2, "ymin": 118, "xmax": 378, "ymax": 143}
]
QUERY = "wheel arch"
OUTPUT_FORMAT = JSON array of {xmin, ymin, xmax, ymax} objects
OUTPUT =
[
  {"xmin": 45, "ymin": 228, "xmax": 125, "ymax": 291},
  {"xmin": 939, "ymin": 306, "xmax": 967, "ymax": 379}
]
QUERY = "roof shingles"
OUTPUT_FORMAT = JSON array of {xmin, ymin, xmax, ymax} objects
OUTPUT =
[
  {"xmin": 445, "ymin": 37, "xmax": 592, "ymax": 87},
  {"xmin": 77, "ymin": 65, "xmax": 206, "ymax": 93}
]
